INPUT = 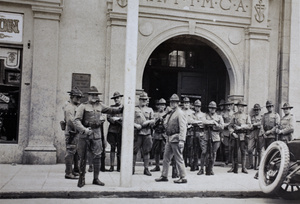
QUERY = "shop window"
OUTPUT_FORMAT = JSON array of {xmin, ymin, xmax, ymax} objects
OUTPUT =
[
  {"xmin": 169, "ymin": 50, "xmax": 186, "ymax": 67},
  {"xmin": 0, "ymin": 47, "xmax": 21, "ymax": 143}
]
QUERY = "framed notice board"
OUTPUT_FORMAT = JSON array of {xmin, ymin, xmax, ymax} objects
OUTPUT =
[{"xmin": 71, "ymin": 73, "xmax": 91, "ymax": 103}]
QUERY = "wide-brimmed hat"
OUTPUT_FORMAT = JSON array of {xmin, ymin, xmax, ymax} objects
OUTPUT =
[
  {"xmin": 218, "ymin": 99, "xmax": 225, "ymax": 106},
  {"xmin": 111, "ymin": 91, "xmax": 123, "ymax": 99},
  {"xmin": 182, "ymin": 97, "xmax": 190, "ymax": 103},
  {"xmin": 156, "ymin": 98, "xmax": 166, "ymax": 105},
  {"xmin": 266, "ymin": 100, "xmax": 274, "ymax": 107},
  {"xmin": 253, "ymin": 104, "xmax": 261, "ymax": 110},
  {"xmin": 208, "ymin": 101, "xmax": 217, "ymax": 109},
  {"xmin": 67, "ymin": 87, "xmax": 83, "ymax": 97},
  {"xmin": 236, "ymin": 100, "xmax": 247, "ymax": 106},
  {"xmin": 86, "ymin": 86, "xmax": 102, "ymax": 95},
  {"xmin": 224, "ymin": 100, "xmax": 233, "ymax": 105},
  {"xmin": 194, "ymin": 99, "xmax": 201, "ymax": 107},
  {"xmin": 281, "ymin": 103, "xmax": 293, "ymax": 109},
  {"xmin": 139, "ymin": 92, "xmax": 149, "ymax": 100},
  {"xmin": 169, "ymin": 94, "xmax": 180, "ymax": 102}
]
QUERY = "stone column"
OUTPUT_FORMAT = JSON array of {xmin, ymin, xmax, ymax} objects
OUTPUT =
[
  {"xmin": 23, "ymin": 5, "xmax": 62, "ymax": 164},
  {"xmin": 289, "ymin": 0, "xmax": 300, "ymax": 137},
  {"xmin": 246, "ymin": 0, "xmax": 270, "ymax": 109}
]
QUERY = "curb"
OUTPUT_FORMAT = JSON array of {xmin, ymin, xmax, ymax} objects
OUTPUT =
[{"xmin": 0, "ymin": 191, "xmax": 273, "ymax": 199}]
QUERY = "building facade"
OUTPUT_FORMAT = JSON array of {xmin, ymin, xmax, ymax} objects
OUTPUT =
[{"xmin": 0, "ymin": 0, "xmax": 299, "ymax": 164}]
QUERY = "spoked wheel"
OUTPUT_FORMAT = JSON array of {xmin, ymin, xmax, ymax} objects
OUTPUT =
[
  {"xmin": 278, "ymin": 182, "xmax": 300, "ymax": 199},
  {"xmin": 259, "ymin": 141, "xmax": 290, "ymax": 194}
]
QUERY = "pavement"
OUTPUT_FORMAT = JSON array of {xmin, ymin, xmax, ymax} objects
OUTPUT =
[{"xmin": 0, "ymin": 163, "xmax": 270, "ymax": 199}]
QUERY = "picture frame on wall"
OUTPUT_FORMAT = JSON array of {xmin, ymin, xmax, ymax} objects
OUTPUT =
[{"xmin": 5, "ymin": 71, "xmax": 20, "ymax": 85}]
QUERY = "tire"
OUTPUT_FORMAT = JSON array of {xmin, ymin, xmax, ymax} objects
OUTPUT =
[{"xmin": 258, "ymin": 141, "xmax": 290, "ymax": 194}]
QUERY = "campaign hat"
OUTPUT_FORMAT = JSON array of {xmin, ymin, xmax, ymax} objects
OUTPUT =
[
  {"xmin": 281, "ymin": 103, "xmax": 293, "ymax": 109},
  {"xmin": 208, "ymin": 101, "xmax": 217, "ymax": 109},
  {"xmin": 67, "ymin": 87, "xmax": 83, "ymax": 97},
  {"xmin": 111, "ymin": 91, "xmax": 123, "ymax": 99}
]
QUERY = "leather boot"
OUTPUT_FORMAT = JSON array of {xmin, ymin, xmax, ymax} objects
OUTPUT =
[
  {"xmin": 150, "ymin": 166, "xmax": 160, "ymax": 172},
  {"xmin": 73, "ymin": 152, "xmax": 80, "ymax": 174},
  {"xmin": 93, "ymin": 178, "xmax": 105, "ymax": 186},
  {"xmin": 65, "ymin": 155, "xmax": 76, "ymax": 179},
  {"xmin": 77, "ymin": 173, "xmax": 85, "ymax": 188},
  {"xmin": 233, "ymin": 163, "xmax": 238, "ymax": 174},
  {"xmin": 93, "ymin": 158, "xmax": 101, "ymax": 180},
  {"xmin": 109, "ymin": 152, "xmax": 115, "ymax": 172},
  {"xmin": 100, "ymin": 154, "xmax": 107, "ymax": 172},
  {"xmin": 144, "ymin": 168, "xmax": 152, "ymax": 176},
  {"xmin": 242, "ymin": 156, "xmax": 248, "ymax": 174},
  {"xmin": 227, "ymin": 165, "xmax": 234, "ymax": 173},
  {"xmin": 88, "ymin": 165, "xmax": 93, "ymax": 172},
  {"xmin": 197, "ymin": 168, "xmax": 204, "ymax": 175}
]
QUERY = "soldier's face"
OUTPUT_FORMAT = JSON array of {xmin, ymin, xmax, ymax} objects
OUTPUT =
[
  {"xmin": 139, "ymin": 99, "xmax": 148, "ymax": 107},
  {"xmin": 89, "ymin": 94, "xmax": 100, "ymax": 103},
  {"xmin": 114, "ymin": 97, "xmax": 121, "ymax": 104},
  {"xmin": 157, "ymin": 104, "xmax": 165, "ymax": 112},
  {"xmin": 283, "ymin": 108, "xmax": 290, "ymax": 115},
  {"xmin": 226, "ymin": 104, "xmax": 232, "ymax": 110},
  {"xmin": 72, "ymin": 96, "xmax": 81, "ymax": 105},
  {"xmin": 237, "ymin": 105, "xmax": 244, "ymax": 113},
  {"xmin": 170, "ymin": 101, "xmax": 178, "ymax": 109},
  {"xmin": 183, "ymin": 102, "xmax": 190, "ymax": 109},
  {"xmin": 266, "ymin": 106, "xmax": 273, "ymax": 112},
  {"xmin": 208, "ymin": 108, "xmax": 216, "ymax": 114},
  {"xmin": 195, "ymin": 106, "xmax": 201, "ymax": 112},
  {"xmin": 254, "ymin": 109, "xmax": 260, "ymax": 116}
]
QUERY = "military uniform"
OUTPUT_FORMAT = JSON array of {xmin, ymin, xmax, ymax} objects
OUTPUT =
[
  {"xmin": 221, "ymin": 100, "xmax": 234, "ymax": 165},
  {"xmin": 182, "ymin": 97, "xmax": 195, "ymax": 169},
  {"xmin": 202, "ymin": 101, "xmax": 224, "ymax": 175},
  {"xmin": 107, "ymin": 91, "xmax": 123, "ymax": 172},
  {"xmin": 228, "ymin": 100, "xmax": 252, "ymax": 174},
  {"xmin": 74, "ymin": 86, "xmax": 122, "ymax": 188},
  {"xmin": 247, "ymin": 104, "xmax": 264, "ymax": 169},
  {"xmin": 150, "ymin": 98, "xmax": 167, "ymax": 172},
  {"xmin": 261, "ymin": 101, "xmax": 280, "ymax": 149},
  {"xmin": 63, "ymin": 87, "xmax": 83, "ymax": 179},
  {"xmin": 155, "ymin": 94, "xmax": 188, "ymax": 184},
  {"xmin": 276, "ymin": 103, "xmax": 294, "ymax": 143},
  {"xmin": 133, "ymin": 92, "xmax": 155, "ymax": 176}
]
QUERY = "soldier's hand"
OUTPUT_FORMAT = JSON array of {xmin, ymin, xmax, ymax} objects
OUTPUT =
[
  {"xmin": 134, "ymin": 124, "xmax": 142, "ymax": 130},
  {"xmin": 232, "ymin": 133, "xmax": 238, "ymax": 139},
  {"xmin": 178, "ymin": 141, "xmax": 184, "ymax": 153},
  {"xmin": 85, "ymin": 128, "xmax": 93, "ymax": 135}
]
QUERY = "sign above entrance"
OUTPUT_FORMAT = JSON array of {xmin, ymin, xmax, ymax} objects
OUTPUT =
[
  {"xmin": 0, "ymin": 12, "xmax": 23, "ymax": 43},
  {"xmin": 141, "ymin": 0, "xmax": 251, "ymax": 16}
]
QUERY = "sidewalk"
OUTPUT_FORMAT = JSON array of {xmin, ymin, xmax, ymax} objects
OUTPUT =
[{"xmin": 0, "ymin": 163, "xmax": 268, "ymax": 199}]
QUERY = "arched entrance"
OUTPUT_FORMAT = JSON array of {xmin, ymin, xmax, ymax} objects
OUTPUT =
[{"xmin": 142, "ymin": 35, "xmax": 229, "ymax": 110}]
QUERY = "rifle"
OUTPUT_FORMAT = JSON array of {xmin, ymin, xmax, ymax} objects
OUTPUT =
[
  {"xmin": 254, "ymin": 136, "xmax": 259, "ymax": 170},
  {"xmin": 206, "ymin": 124, "xmax": 213, "ymax": 175}
]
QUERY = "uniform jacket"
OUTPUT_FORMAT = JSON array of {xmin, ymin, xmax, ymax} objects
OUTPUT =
[
  {"xmin": 164, "ymin": 106, "xmax": 187, "ymax": 143},
  {"xmin": 278, "ymin": 113, "xmax": 294, "ymax": 139},
  {"xmin": 134, "ymin": 106, "xmax": 154, "ymax": 136},
  {"xmin": 182, "ymin": 108, "xmax": 195, "ymax": 136},
  {"xmin": 107, "ymin": 103, "xmax": 123, "ymax": 134},
  {"xmin": 74, "ymin": 101, "xmax": 122, "ymax": 139},
  {"xmin": 203, "ymin": 113, "xmax": 224, "ymax": 142},
  {"xmin": 250, "ymin": 114, "xmax": 263, "ymax": 139},
  {"xmin": 262, "ymin": 112, "xmax": 280, "ymax": 139},
  {"xmin": 63, "ymin": 101, "xmax": 79, "ymax": 136},
  {"xmin": 222, "ymin": 109, "xmax": 234, "ymax": 137},
  {"xmin": 229, "ymin": 112, "xmax": 252, "ymax": 141},
  {"xmin": 153, "ymin": 110, "xmax": 166, "ymax": 140},
  {"xmin": 194, "ymin": 111, "xmax": 205, "ymax": 137}
]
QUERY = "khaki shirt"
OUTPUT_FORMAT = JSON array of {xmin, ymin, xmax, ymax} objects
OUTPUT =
[
  {"xmin": 278, "ymin": 113, "xmax": 294, "ymax": 139},
  {"xmin": 182, "ymin": 108, "xmax": 195, "ymax": 136},
  {"xmin": 165, "ymin": 107, "xmax": 187, "ymax": 143},
  {"xmin": 250, "ymin": 114, "xmax": 263, "ymax": 139},
  {"xmin": 153, "ymin": 110, "xmax": 166, "ymax": 140},
  {"xmin": 229, "ymin": 112, "xmax": 252, "ymax": 141},
  {"xmin": 194, "ymin": 111, "xmax": 205, "ymax": 137},
  {"xmin": 134, "ymin": 106, "xmax": 154, "ymax": 136},
  {"xmin": 107, "ymin": 103, "xmax": 123, "ymax": 134},
  {"xmin": 222, "ymin": 109, "xmax": 234, "ymax": 137},
  {"xmin": 64, "ymin": 101, "xmax": 78, "ymax": 136},
  {"xmin": 262, "ymin": 112, "xmax": 280, "ymax": 139},
  {"xmin": 203, "ymin": 113, "xmax": 224, "ymax": 142}
]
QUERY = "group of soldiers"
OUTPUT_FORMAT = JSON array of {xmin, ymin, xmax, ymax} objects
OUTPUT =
[{"xmin": 62, "ymin": 85, "xmax": 295, "ymax": 187}]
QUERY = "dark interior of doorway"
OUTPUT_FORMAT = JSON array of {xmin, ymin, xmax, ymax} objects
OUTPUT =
[{"xmin": 143, "ymin": 35, "xmax": 229, "ymax": 162}]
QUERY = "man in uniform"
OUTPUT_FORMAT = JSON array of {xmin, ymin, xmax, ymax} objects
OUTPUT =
[
  {"xmin": 63, "ymin": 87, "xmax": 83, "ymax": 179},
  {"xmin": 261, "ymin": 100, "xmax": 280, "ymax": 149},
  {"xmin": 150, "ymin": 98, "xmax": 167, "ymax": 172},
  {"xmin": 192, "ymin": 100, "xmax": 205, "ymax": 173},
  {"xmin": 217, "ymin": 99, "xmax": 225, "ymax": 116},
  {"xmin": 221, "ymin": 100, "xmax": 234, "ymax": 166},
  {"xmin": 228, "ymin": 100, "xmax": 252, "ymax": 174},
  {"xmin": 181, "ymin": 97, "xmax": 195, "ymax": 169},
  {"xmin": 247, "ymin": 104, "xmax": 264, "ymax": 170},
  {"xmin": 133, "ymin": 92, "xmax": 155, "ymax": 176},
  {"xmin": 155, "ymin": 94, "xmax": 187, "ymax": 184},
  {"xmin": 107, "ymin": 91, "xmax": 123, "ymax": 172},
  {"xmin": 202, "ymin": 101, "xmax": 224, "ymax": 175},
  {"xmin": 276, "ymin": 103, "xmax": 295, "ymax": 143},
  {"xmin": 74, "ymin": 86, "xmax": 123, "ymax": 188}
]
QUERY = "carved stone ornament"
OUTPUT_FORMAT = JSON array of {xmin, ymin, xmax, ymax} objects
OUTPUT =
[
  {"xmin": 139, "ymin": 22, "xmax": 153, "ymax": 37},
  {"xmin": 254, "ymin": 0, "xmax": 265, "ymax": 23},
  {"xmin": 117, "ymin": 0, "xmax": 127, "ymax": 8},
  {"xmin": 228, "ymin": 30, "xmax": 242, "ymax": 45}
]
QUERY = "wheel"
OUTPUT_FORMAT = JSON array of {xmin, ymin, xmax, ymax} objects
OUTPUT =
[
  {"xmin": 278, "ymin": 183, "xmax": 300, "ymax": 200},
  {"xmin": 258, "ymin": 141, "xmax": 290, "ymax": 194}
]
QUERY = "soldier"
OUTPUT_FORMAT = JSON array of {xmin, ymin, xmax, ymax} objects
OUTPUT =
[
  {"xmin": 63, "ymin": 87, "xmax": 83, "ymax": 179},
  {"xmin": 107, "ymin": 91, "xmax": 123, "ymax": 172},
  {"xmin": 202, "ymin": 101, "xmax": 224, "ymax": 175},
  {"xmin": 261, "ymin": 100, "xmax": 280, "ymax": 149},
  {"xmin": 217, "ymin": 99, "xmax": 225, "ymax": 115},
  {"xmin": 191, "ymin": 100, "xmax": 205, "ymax": 173},
  {"xmin": 228, "ymin": 100, "xmax": 252, "ymax": 174},
  {"xmin": 74, "ymin": 86, "xmax": 123, "ymax": 188},
  {"xmin": 155, "ymin": 94, "xmax": 188, "ymax": 184},
  {"xmin": 222, "ymin": 100, "xmax": 234, "ymax": 166},
  {"xmin": 247, "ymin": 104, "xmax": 264, "ymax": 170},
  {"xmin": 276, "ymin": 103, "xmax": 295, "ymax": 143},
  {"xmin": 181, "ymin": 97, "xmax": 195, "ymax": 169},
  {"xmin": 133, "ymin": 92, "xmax": 155, "ymax": 176},
  {"xmin": 150, "ymin": 98, "xmax": 167, "ymax": 172}
]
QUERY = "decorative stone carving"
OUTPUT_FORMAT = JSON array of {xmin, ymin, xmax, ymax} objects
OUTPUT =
[
  {"xmin": 139, "ymin": 22, "xmax": 153, "ymax": 37},
  {"xmin": 117, "ymin": 0, "xmax": 127, "ymax": 8},
  {"xmin": 228, "ymin": 30, "xmax": 242, "ymax": 45}
]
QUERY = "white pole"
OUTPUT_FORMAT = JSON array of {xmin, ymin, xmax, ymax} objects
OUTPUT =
[{"xmin": 120, "ymin": 0, "xmax": 139, "ymax": 187}]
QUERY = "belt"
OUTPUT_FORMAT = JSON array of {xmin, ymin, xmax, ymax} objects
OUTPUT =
[{"xmin": 235, "ymin": 130, "xmax": 247, "ymax": 134}]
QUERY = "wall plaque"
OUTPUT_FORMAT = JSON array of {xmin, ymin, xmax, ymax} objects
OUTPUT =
[
  {"xmin": 0, "ymin": 12, "xmax": 23, "ymax": 43},
  {"xmin": 71, "ymin": 73, "xmax": 91, "ymax": 102}
]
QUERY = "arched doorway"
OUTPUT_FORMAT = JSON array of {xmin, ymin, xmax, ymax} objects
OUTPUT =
[{"xmin": 142, "ymin": 35, "xmax": 229, "ymax": 110}]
